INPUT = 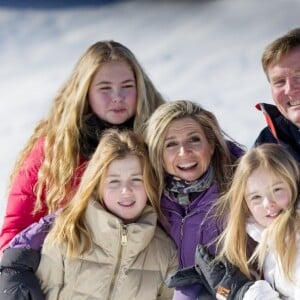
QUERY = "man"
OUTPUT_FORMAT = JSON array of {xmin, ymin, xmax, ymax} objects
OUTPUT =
[
  {"xmin": 168, "ymin": 28, "xmax": 300, "ymax": 300},
  {"xmin": 255, "ymin": 27, "xmax": 300, "ymax": 162}
]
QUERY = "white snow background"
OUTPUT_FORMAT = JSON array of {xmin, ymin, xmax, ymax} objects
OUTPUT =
[{"xmin": 1, "ymin": 0, "xmax": 300, "ymax": 225}]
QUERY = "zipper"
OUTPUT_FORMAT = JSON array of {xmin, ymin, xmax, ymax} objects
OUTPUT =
[
  {"xmin": 108, "ymin": 224, "xmax": 127, "ymax": 300},
  {"xmin": 178, "ymin": 205, "xmax": 189, "ymax": 240},
  {"xmin": 121, "ymin": 225, "xmax": 128, "ymax": 246}
]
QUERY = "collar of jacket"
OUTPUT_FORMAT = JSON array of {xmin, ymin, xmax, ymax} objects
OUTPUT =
[
  {"xmin": 256, "ymin": 103, "xmax": 281, "ymax": 141},
  {"xmin": 85, "ymin": 199, "xmax": 157, "ymax": 257},
  {"xmin": 256, "ymin": 102, "xmax": 300, "ymax": 145}
]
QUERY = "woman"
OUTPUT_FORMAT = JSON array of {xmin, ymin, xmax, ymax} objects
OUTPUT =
[{"xmin": 145, "ymin": 100, "xmax": 244, "ymax": 299}]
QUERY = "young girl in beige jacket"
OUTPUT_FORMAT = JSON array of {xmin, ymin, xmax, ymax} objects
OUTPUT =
[{"xmin": 36, "ymin": 129, "xmax": 177, "ymax": 300}]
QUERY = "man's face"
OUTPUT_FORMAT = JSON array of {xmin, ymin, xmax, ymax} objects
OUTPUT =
[{"xmin": 267, "ymin": 46, "xmax": 300, "ymax": 128}]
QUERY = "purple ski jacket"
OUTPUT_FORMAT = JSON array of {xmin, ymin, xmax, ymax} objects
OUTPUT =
[
  {"xmin": 161, "ymin": 182, "xmax": 221, "ymax": 269},
  {"xmin": 162, "ymin": 140, "xmax": 244, "ymax": 270}
]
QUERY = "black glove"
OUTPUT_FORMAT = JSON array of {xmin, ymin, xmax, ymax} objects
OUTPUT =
[
  {"xmin": 0, "ymin": 248, "xmax": 45, "ymax": 300},
  {"xmin": 167, "ymin": 266, "xmax": 202, "ymax": 288},
  {"xmin": 194, "ymin": 244, "xmax": 254, "ymax": 300}
]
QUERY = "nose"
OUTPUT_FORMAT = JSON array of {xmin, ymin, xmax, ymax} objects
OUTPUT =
[
  {"xmin": 178, "ymin": 144, "xmax": 191, "ymax": 156},
  {"xmin": 121, "ymin": 182, "xmax": 132, "ymax": 193},
  {"xmin": 262, "ymin": 196, "xmax": 275, "ymax": 209},
  {"xmin": 112, "ymin": 88, "xmax": 124, "ymax": 102}
]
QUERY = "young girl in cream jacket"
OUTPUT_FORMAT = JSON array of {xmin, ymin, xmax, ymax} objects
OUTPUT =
[{"xmin": 36, "ymin": 129, "xmax": 177, "ymax": 300}]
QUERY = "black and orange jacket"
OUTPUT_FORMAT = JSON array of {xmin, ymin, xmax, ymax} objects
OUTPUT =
[{"xmin": 255, "ymin": 102, "xmax": 300, "ymax": 163}]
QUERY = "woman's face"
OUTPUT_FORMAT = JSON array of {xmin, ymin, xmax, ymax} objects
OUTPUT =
[
  {"xmin": 245, "ymin": 167, "xmax": 291, "ymax": 228},
  {"xmin": 163, "ymin": 117, "xmax": 214, "ymax": 182},
  {"xmin": 88, "ymin": 60, "xmax": 137, "ymax": 124}
]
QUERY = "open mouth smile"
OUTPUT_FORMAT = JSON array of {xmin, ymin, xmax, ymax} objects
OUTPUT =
[
  {"xmin": 118, "ymin": 201, "xmax": 135, "ymax": 207},
  {"xmin": 266, "ymin": 210, "xmax": 283, "ymax": 218},
  {"xmin": 177, "ymin": 162, "xmax": 197, "ymax": 170},
  {"xmin": 288, "ymin": 100, "xmax": 300, "ymax": 106}
]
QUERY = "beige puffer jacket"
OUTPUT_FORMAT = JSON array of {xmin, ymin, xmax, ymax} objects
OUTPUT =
[{"xmin": 36, "ymin": 200, "xmax": 178, "ymax": 300}]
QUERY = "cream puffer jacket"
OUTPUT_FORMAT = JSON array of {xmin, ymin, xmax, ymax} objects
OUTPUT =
[{"xmin": 36, "ymin": 199, "xmax": 178, "ymax": 300}]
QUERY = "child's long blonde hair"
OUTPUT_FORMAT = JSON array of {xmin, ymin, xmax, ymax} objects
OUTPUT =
[
  {"xmin": 46, "ymin": 129, "xmax": 163, "ymax": 257},
  {"xmin": 8, "ymin": 41, "xmax": 165, "ymax": 214},
  {"xmin": 217, "ymin": 143, "xmax": 300, "ymax": 281}
]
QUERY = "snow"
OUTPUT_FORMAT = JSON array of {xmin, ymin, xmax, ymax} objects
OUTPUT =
[{"xmin": 1, "ymin": 0, "xmax": 299, "ymax": 225}]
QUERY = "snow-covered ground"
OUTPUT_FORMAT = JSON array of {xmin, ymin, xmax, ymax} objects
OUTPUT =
[{"xmin": 1, "ymin": 0, "xmax": 300, "ymax": 225}]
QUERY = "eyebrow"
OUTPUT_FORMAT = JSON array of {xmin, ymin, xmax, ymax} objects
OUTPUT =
[
  {"xmin": 269, "ymin": 75, "xmax": 284, "ymax": 82},
  {"xmin": 164, "ymin": 131, "xmax": 200, "ymax": 141},
  {"xmin": 245, "ymin": 191, "xmax": 258, "ymax": 198},
  {"xmin": 270, "ymin": 70, "xmax": 300, "ymax": 81},
  {"xmin": 96, "ymin": 79, "xmax": 135, "ymax": 86},
  {"xmin": 245, "ymin": 180, "xmax": 285, "ymax": 197},
  {"xmin": 107, "ymin": 172, "xmax": 142, "ymax": 177}
]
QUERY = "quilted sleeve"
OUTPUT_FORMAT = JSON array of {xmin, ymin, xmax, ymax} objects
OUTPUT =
[{"xmin": 0, "ymin": 138, "xmax": 47, "ymax": 253}]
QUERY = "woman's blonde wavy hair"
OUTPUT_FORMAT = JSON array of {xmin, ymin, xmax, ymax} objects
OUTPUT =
[
  {"xmin": 217, "ymin": 143, "xmax": 300, "ymax": 281},
  {"xmin": 46, "ymin": 129, "xmax": 163, "ymax": 257},
  {"xmin": 145, "ymin": 100, "xmax": 237, "ymax": 197},
  {"xmin": 8, "ymin": 41, "xmax": 165, "ymax": 214}
]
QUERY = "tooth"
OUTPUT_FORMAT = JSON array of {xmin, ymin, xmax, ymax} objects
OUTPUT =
[
  {"xmin": 178, "ymin": 162, "xmax": 196, "ymax": 168},
  {"xmin": 290, "ymin": 100, "xmax": 300, "ymax": 106}
]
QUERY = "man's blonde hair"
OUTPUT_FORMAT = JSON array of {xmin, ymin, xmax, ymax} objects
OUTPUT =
[{"xmin": 262, "ymin": 28, "xmax": 300, "ymax": 79}]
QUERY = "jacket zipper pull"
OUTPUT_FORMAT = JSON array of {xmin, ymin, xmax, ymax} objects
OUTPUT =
[{"xmin": 121, "ymin": 225, "xmax": 127, "ymax": 246}]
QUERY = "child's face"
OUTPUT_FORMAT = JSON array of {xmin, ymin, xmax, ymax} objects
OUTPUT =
[
  {"xmin": 245, "ymin": 167, "xmax": 291, "ymax": 228},
  {"xmin": 102, "ymin": 155, "xmax": 147, "ymax": 223},
  {"xmin": 88, "ymin": 60, "xmax": 137, "ymax": 125}
]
